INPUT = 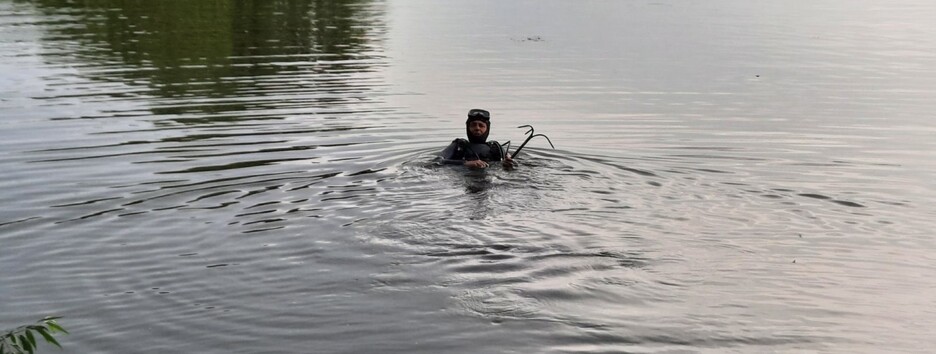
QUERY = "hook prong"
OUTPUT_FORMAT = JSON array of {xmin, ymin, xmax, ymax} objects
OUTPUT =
[{"xmin": 511, "ymin": 126, "xmax": 555, "ymax": 159}]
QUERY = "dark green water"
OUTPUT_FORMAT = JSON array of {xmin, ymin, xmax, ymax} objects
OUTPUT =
[{"xmin": 2, "ymin": 0, "xmax": 935, "ymax": 353}]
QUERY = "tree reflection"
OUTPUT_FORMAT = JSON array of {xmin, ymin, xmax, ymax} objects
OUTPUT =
[{"xmin": 29, "ymin": 0, "xmax": 384, "ymax": 121}]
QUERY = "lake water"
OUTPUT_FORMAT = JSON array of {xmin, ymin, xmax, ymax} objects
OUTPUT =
[{"xmin": 2, "ymin": 0, "xmax": 935, "ymax": 353}]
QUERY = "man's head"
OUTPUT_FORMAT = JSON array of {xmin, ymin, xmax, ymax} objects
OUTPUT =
[{"xmin": 465, "ymin": 108, "xmax": 490, "ymax": 143}]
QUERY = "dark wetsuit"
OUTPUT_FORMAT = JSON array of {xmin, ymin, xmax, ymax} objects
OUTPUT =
[{"xmin": 439, "ymin": 138, "xmax": 505, "ymax": 165}]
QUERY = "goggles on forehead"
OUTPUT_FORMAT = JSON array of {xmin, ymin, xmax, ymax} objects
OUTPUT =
[{"xmin": 467, "ymin": 109, "xmax": 490, "ymax": 119}]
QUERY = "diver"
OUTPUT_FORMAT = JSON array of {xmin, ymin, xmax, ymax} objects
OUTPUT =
[{"xmin": 439, "ymin": 108, "xmax": 514, "ymax": 169}]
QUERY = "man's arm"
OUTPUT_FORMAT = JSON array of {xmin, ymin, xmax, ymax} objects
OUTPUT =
[
  {"xmin": 439, "ymin": 139, "xmax": 467, "ymax": 165},
  {"xmin": 439, "ymin": 139, "xmax": 490, "ymax": 168}
]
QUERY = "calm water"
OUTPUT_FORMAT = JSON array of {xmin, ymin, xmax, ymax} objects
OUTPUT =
[{"xmin": 2, "ymin": 0, "xmax": 935, "ymax": 353}]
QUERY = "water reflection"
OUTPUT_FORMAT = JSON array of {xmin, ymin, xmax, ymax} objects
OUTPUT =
[
  {"xmin": 30, "ymin": 0, "xmax": 385, "ymax": 120},
  {"xmin": 16, "ymin": 0, "xmax": 394, "ymax": 230}
]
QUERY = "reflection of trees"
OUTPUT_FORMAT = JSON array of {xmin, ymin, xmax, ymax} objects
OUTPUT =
[{"xmin": 30, "ymin": 0, "xmax": 382, "ymax": 121}]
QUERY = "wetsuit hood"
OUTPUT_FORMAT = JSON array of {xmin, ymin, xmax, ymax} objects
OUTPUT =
[{"xmin": 466, "ymin": 108, "xmax": 491, "ymax": 144}]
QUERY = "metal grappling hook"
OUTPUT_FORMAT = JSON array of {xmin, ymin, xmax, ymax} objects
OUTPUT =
[{"xmin": 510, "ymin": 125, "xmax": 555, "ymax": 159}]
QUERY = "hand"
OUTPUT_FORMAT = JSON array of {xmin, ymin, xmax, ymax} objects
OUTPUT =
[
  {"xmin": 465, "ymin": 160, "xmax": 489, "ymax": 169},
  {"xmin": 502, "ymin": 154, "xmax": 515, "ymax": 170}
]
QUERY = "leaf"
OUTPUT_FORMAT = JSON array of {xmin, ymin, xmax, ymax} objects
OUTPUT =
[
  {"xmin": 46, "ymin": 322, "xmax": 68, "ymax": 335},
  {"xmin": 17, "ymin": 335, "xmax": 31, "ymax": 354},
  {"xmin": 24, "ymin": 332, "xmax": 35, "ymax": 349},
  {"xmin": 10, "ymin": 341, "xmax": 24, "ymax": 354},
  {"xmin": 8, "ymin": 340, "xmax": 21, "ymax": 353},
  {"xmin": 34, "ymin": 329, "xmax": 61, "ymax": 349}
]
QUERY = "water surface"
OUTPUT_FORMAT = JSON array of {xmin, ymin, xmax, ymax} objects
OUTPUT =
[{"xmin": 2, "ymin": 0, "xmax": 935, "ymax": 353}]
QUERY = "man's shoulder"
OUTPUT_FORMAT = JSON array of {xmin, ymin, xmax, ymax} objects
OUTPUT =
[{"xmin": 450, "ymin": 138, "xmax": 470, "ymax": 150}]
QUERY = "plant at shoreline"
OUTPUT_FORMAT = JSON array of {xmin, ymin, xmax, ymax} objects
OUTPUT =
[{"xmin": 0, "ymin": 317, "xmax": 66, "ymax": 354}]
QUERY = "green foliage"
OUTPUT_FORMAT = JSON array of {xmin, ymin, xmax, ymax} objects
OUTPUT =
[{"xmin": 0, "ymin": 317, "xmax": 66, "ymax": 354}]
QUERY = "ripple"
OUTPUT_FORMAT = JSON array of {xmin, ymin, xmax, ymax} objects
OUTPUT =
[{"xmin": 4, "ymin": 1, "xmax": 936, "ymax": 353}]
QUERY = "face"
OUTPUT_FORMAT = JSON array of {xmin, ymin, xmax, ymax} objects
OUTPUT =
[{"xmin": 468, "ymin": 120, "xmax": 488, "ymax": 137}]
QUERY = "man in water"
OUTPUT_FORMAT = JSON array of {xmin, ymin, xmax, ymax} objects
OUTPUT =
[{"xmin": 439, "ymin": 108, "xmax": 514, "ymax": 169}]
